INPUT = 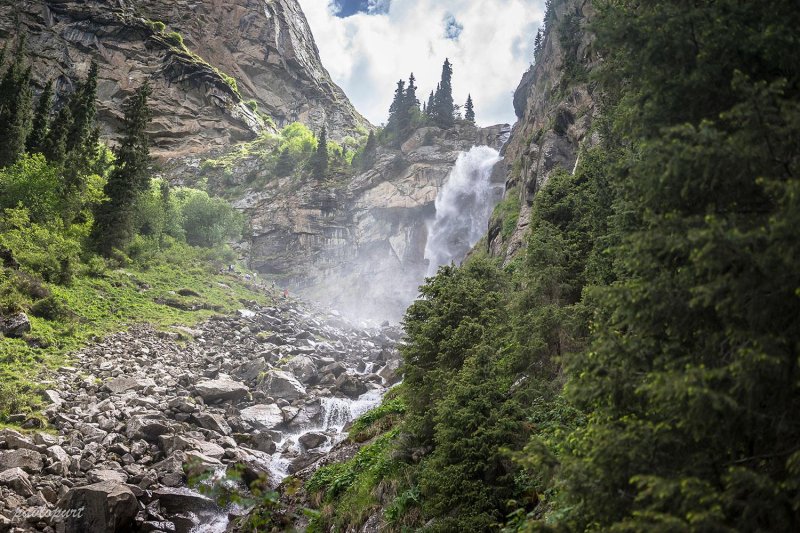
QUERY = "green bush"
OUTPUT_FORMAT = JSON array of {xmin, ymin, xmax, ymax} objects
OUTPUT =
[{"xmin": 176, "ymin": 189, "xmax": 244, "ymax": 248}]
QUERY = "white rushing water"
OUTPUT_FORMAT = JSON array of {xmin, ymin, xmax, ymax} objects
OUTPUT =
[
  {"xmin": 267, "ymin": 387, "xmax": 385, "ymax": 482},
  {"xmin": 424, "ymin": 145, "xmax": 503, "ymax": 275}
]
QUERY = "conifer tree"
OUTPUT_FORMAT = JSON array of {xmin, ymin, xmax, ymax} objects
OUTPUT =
[
  {"xmin": 311, "ymin": 125, "xmax": 328, "ymax": 179},
  {"xmin": 65, "ymin": 61, "xmax": 98, "ymax": 170},
  {"xmin": 434, "ymin": 59, "xmax": 454, "ymax": 128},
  {"xmin": 27, "ymin": 80, "xmax": 53, "ymax": 154},
  {"xmin": 93, "ymin": 82, "xmax": 153, "ymax": 256},
  {"xmin": 464, "ymin": 94, "xmax": 475, "ymax": 123},
  {"xmin": 42, "ymin": 104, "xmax": 71, "ymax": 164},
  {"xmin": 387, "ymin": 79, "xmax": 406, "ymax": 135},
  {"xmin": 360, "ymin": 130, "xmax": 377, "ymax": 170},
  {"xmin": 275, "ymin": 147, "xmax": 293, "ymax": 177},
  {"xmin": 0, "ymin": 39, "xmax": 33, "ymax": 168}
]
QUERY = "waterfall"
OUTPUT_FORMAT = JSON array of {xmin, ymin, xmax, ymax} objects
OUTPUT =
[{"xmin": 424, "ymin": 146, "xmax": 503, "ymax": 275}]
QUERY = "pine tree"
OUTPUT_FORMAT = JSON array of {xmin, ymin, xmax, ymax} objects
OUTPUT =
[
  {"xmin": 401, "ymin": 72, "xmax": 419, "ymax": 135},
  {"xmin": 93, "ymin": 82, "xmax": 153, "ymax": 256},
  {"xmin": 464, "ymin": 94, "xmax": 475, "ymax": 123},
  {"xmin": 65, "ymin": 61, "xmax": 98, "ymax": 172},
  {"xmin": 27, "ymin": 80, "xmax": 53, "ymax": 154},
  {"xmin": 42, "ymin": 104, "xmax": 71, "ymax": 164},
  {"xmin": 311, "ymin": 125, "xmax": 328, "ymax": 179},
  {"xmin": 434, "ymin": 59, "xmax": 454, "ymax": 128},
  {"xmin": 0, "ymin": 38, "xmax": 33, "ymax": 168},
  {"xmin": 426, "ymin": 90, "xmax": 435, "ymax": 118},
  {"xmin": 360, "ymin": 130, "xmax": 377, "ymax": 170},
  {"xmin": 387, "ymin": 79, "xmax": 406, "ymax": 135},
  {"xmin": 275, "ymin": 147, "xmax": 293, "ymax": 176}
]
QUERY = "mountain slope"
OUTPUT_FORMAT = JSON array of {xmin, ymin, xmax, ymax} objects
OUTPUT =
[{"xmin": 0, "ymin": 0, "xmax": 369, "ymax": 160}]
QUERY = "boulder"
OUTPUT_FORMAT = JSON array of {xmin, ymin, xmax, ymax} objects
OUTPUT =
[
  {"xmin": 378, "ymin": 359, "xmax": 402, "ymax": 385},
  {"xmin": 288, "ymin": 450, "xmax": 326, "ymax": 474},
  {"xmin": 58, "ymin": 481, "xmax": 138, "ymax": 533},
  {"xmin": 335, "ymin": 374, "xmax": 368, "ymax": 399},
  {"xmin": 250, "ymin": 432, "xmax": 276, "ymax": 454},
  {"xmin": 0, "ymin": 312, "xmax": 30, "ymax": 338},
  {"xmin": 153, "ymin": 487, "xmax": 217, "ymax": 514},
  {"xmin": 104, "ymin": 375, "xmax": 156, "ymax": 394},
  {"xmin": 125, "ymin": 415, "xmax": 171, "ymax": 441},
  {"xmin": 193, "ymin": 412, "xmax": 232, "ymax": 436},
  {"xmin": 240, "ymin": 404, "xmax": 284, "ymax": 430},
  {"xmin": 299, "ymin": 432, "xmax": 327, "ymax": 450},
  {"xmin": 0, "ymin": 448, "xmax": 44, "ymax": 473},
  {"xmin": 282, "ymin": 355, "xmax": 318, "ymax": 384},
  {"xmin": 194, "ymin": 377, "xmax": 249, "ymax": 402},
  {"xmin": 320, "ymin": 361, "xmax": 347, "ymax": 378},
  {"xmin": 258, "ymin": 370, "xmax": 306, "ymax": 401},
  {"xmin": 88, "ymin": 468, "xmax": 129, "ymax": 483},
  {"xmin": 0, "ymin": 467, "xmax": 34, "ymax": 497}
]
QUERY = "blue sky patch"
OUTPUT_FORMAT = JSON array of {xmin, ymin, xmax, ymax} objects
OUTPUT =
[
  {"xmin": 444, "ymin": 14, "xmax": 463, "ymax": 40},
  {"xmin": 333, "ymin": 0, "xmax": 390, "ymax": 18}
]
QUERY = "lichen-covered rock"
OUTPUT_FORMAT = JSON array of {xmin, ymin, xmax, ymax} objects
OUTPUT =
[{"xmin": 0, "ymin": 312, "xmax": 30, "ymax": 338}]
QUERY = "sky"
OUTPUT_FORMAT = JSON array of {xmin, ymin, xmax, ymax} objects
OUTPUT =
[{"xmin": 296, "ymin": 0, "xmax": 546, "ymax": 127}]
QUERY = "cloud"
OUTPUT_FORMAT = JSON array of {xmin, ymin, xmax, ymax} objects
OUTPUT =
[{"xmin": 298, "ymin": 0, "xmax": 545, "ymax": 127}]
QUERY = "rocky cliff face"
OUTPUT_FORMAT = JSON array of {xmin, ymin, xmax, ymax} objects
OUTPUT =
[
  {"xmin": 487, "ymin": 0, "xmax": 599, "ymax": 263},
  {"xmin": 218, "ymin": 123, "xmax": 509, "ymax": 322},
  {"xmin": 0, "ymin": 0, "xmax": 368, "ymax": 160}
]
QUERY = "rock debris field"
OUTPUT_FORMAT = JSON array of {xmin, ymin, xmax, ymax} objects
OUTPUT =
[{"xmin": 0, "ymin": 299, "xmax": 402, "ymax": 532}]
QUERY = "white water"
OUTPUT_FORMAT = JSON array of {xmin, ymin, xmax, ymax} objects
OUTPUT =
[
  {"xmin": 268, "ymin": 387, "xmax": 384, "ymax": 482},
  {"xmin": 424, "ymin": 146, "xmax": 503, "ymax": 275}
]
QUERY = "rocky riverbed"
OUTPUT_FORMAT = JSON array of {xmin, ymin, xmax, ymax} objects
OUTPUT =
[{"xmin": 0, "ymin": 297, "xmax": 402, "ymax": 532}]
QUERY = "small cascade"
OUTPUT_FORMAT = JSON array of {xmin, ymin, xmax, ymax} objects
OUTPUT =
[
  {"xmin": 425, "ymin": 145, "xmax": 503, "ymax": 275},
  {"xmin": 268, "ymin": 387, "xmax": 385, "ymax": 483}
]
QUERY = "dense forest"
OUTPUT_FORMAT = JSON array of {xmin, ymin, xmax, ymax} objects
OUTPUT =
[{"xmin": 300, "ymin": 0, "xmax": 800, "ymax": 531}]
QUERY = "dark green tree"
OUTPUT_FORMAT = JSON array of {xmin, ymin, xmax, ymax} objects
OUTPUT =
[
  {"xmin": 42, "ymin": 104, "xmax": 71, "ymax": 164},
  {"xmin": 0, "ymin": 38, "xmax": 33, "ymax": 168},
  {"xmin": 546, "ymin": 1, "xmax": 800, "ymax": 531},
  {"xmin": 464, "ymin": 94, "xmax": 475, "ymax": 123},
  {"xmin": 26, "ymin": 80, "xmax": 53, "ymax": 154},
  {"xmin": 386, "ymin": 79, "xmax": 406, "ymax": 136},
  {"xmin": 426, "ymin": 90, "xmax": 435, "ymax": 118},
  {"xmin": 434, "ymin": 59, "xmax": 454, "ymax": 128},
  {"xmin": 359, "ymin": 130, "xmax": 377, "ymax": 170},
  {"xmin": 311, "ymin": 125, "xmax": 328, "ymax": 179},
  {"xmin": 93, "ymin": 82, "xmax": 153, "ymax": 256},
  {"xmin": 275, "ymin": 147, "xmax": 293, "ymax": 177}
]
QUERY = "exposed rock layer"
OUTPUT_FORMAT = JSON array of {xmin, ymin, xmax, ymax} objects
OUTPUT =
[
  {"xmin": 487, "ymin": 0, "xmax": 599, "ymax": 263},
  {"xmin": 0, "ymin": 0, "xmax": 368, "ymax": 160}
]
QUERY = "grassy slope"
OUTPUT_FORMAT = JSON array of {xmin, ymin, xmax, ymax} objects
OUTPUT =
[{"xmin": 0, "ymin": 254, "xmax": 273, "ymax": 422}]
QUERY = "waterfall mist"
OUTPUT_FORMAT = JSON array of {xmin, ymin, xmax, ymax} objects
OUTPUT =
[{"xmin": 424, "ymin": 146, "xmax": 503, "ymax": 276}]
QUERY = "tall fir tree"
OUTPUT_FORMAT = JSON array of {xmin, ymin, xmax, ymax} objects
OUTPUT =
[
  {"xmin": 359, "ymin": 130, "xmax": 377, "ymax": 170},
  {"xmin": 387, "ymin": 79, "xmax": 406, "ymax": 136},
  {"xmin": 311, "ymin": 125, "xmax": 328, "ymax": 179},
  {"xmin": 434, "ymin": 58, "xmax": 454, "ymax": 128},
  {"xmin": 0, "ymin": 38, "xmax": 33, "ymax": 168},
  {"xmin": 42, "ymin": 104, "xmax": 71, "ymax": 164},
  {"xmin": 26, "ymin": 79, "xmax": 53, "ymax": 154},
  {"xmin": 275, "ymin": 147, "xmax": 293, "ymax": 177},
  {"xmin": 464, "ymin": 94, "xmax": 475, "ymax": 123},
  {"xmin": 426, "ymin": 90, "xmax": 435, "ymax": 118},
  {"xmin": 93, "ymin": 81, "xmax": 153, "ymax": 256}
]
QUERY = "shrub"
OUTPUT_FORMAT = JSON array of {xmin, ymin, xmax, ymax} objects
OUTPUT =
[{"xmin": 175, "ymin": 189, "xmax": 244, "ymax": 247}]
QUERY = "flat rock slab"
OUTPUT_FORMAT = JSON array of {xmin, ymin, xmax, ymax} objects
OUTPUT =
[
  {"xmin": 240, "ymin": 404, "xmax": 284, "ymax": 430},
  {"xmin": 0, "ymin": 448, "xmax": 44, "ymax": 474},
  {"xmin": 194, "ymin": 377, "xmax": 249, "ymax": 402},
  {"xmin": 104, "ymin": 375, "xmax": 156, "ymax": 394}
]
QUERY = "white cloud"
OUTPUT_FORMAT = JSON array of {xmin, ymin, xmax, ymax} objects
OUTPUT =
[{"xmin": 298, "ymin": 0, "xmax": 545, "ymax": 127}]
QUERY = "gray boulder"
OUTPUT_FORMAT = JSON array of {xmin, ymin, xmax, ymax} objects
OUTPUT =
[
  {"xmin": 0, "ymin": 312, "xmax": 30, "ymax": 338},
  {"xmin": 335, "ymin": 374, "xmax": 368, "ymax": 399},
  {"xmin": 258, "ymin": 370, "xmax": 306, "ymax": 401},
  {"xmin": 104, "ymin": 375, "xmax": 156, "ymax": 394},
  {"xmin": 125, "ymin": 415, "xmax": 171, "ymax": 441},
  {"xmin": 194, "ymin": 376, "xmax": 249, "ymax": 402},
  {"xmin": 240, "ymin": 404, "xmax": 284, "ymax": 430},
  {"xmin": 0, "ymin": 448, "xmax": 44, "ymax": 473},
  {"xmin": 0, "ymin": 467, "xmax": 34, "ymax": 497},
  {"xmin": 299, "ymin": 432, "xmax": 327, "ymax": 450},
  {"xmin": 193, "ymin": 412, "xmax": 232, "ymax": 436},
  {"xmin": 282, "ymin": 355, "xmax": 318, "ymax": 384},
  {"xmin": 58, "ymin": 481, "xmax": 138, "ymax": 533}
]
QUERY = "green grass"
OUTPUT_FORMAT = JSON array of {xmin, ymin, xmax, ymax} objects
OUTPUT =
[
  {"xmin": 492, "ymin": 186, "xmax": 522, "ymax": 240},
  {"xmin": 0, "ymin": 247, "xmax": 272, "ymax": 422}
]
